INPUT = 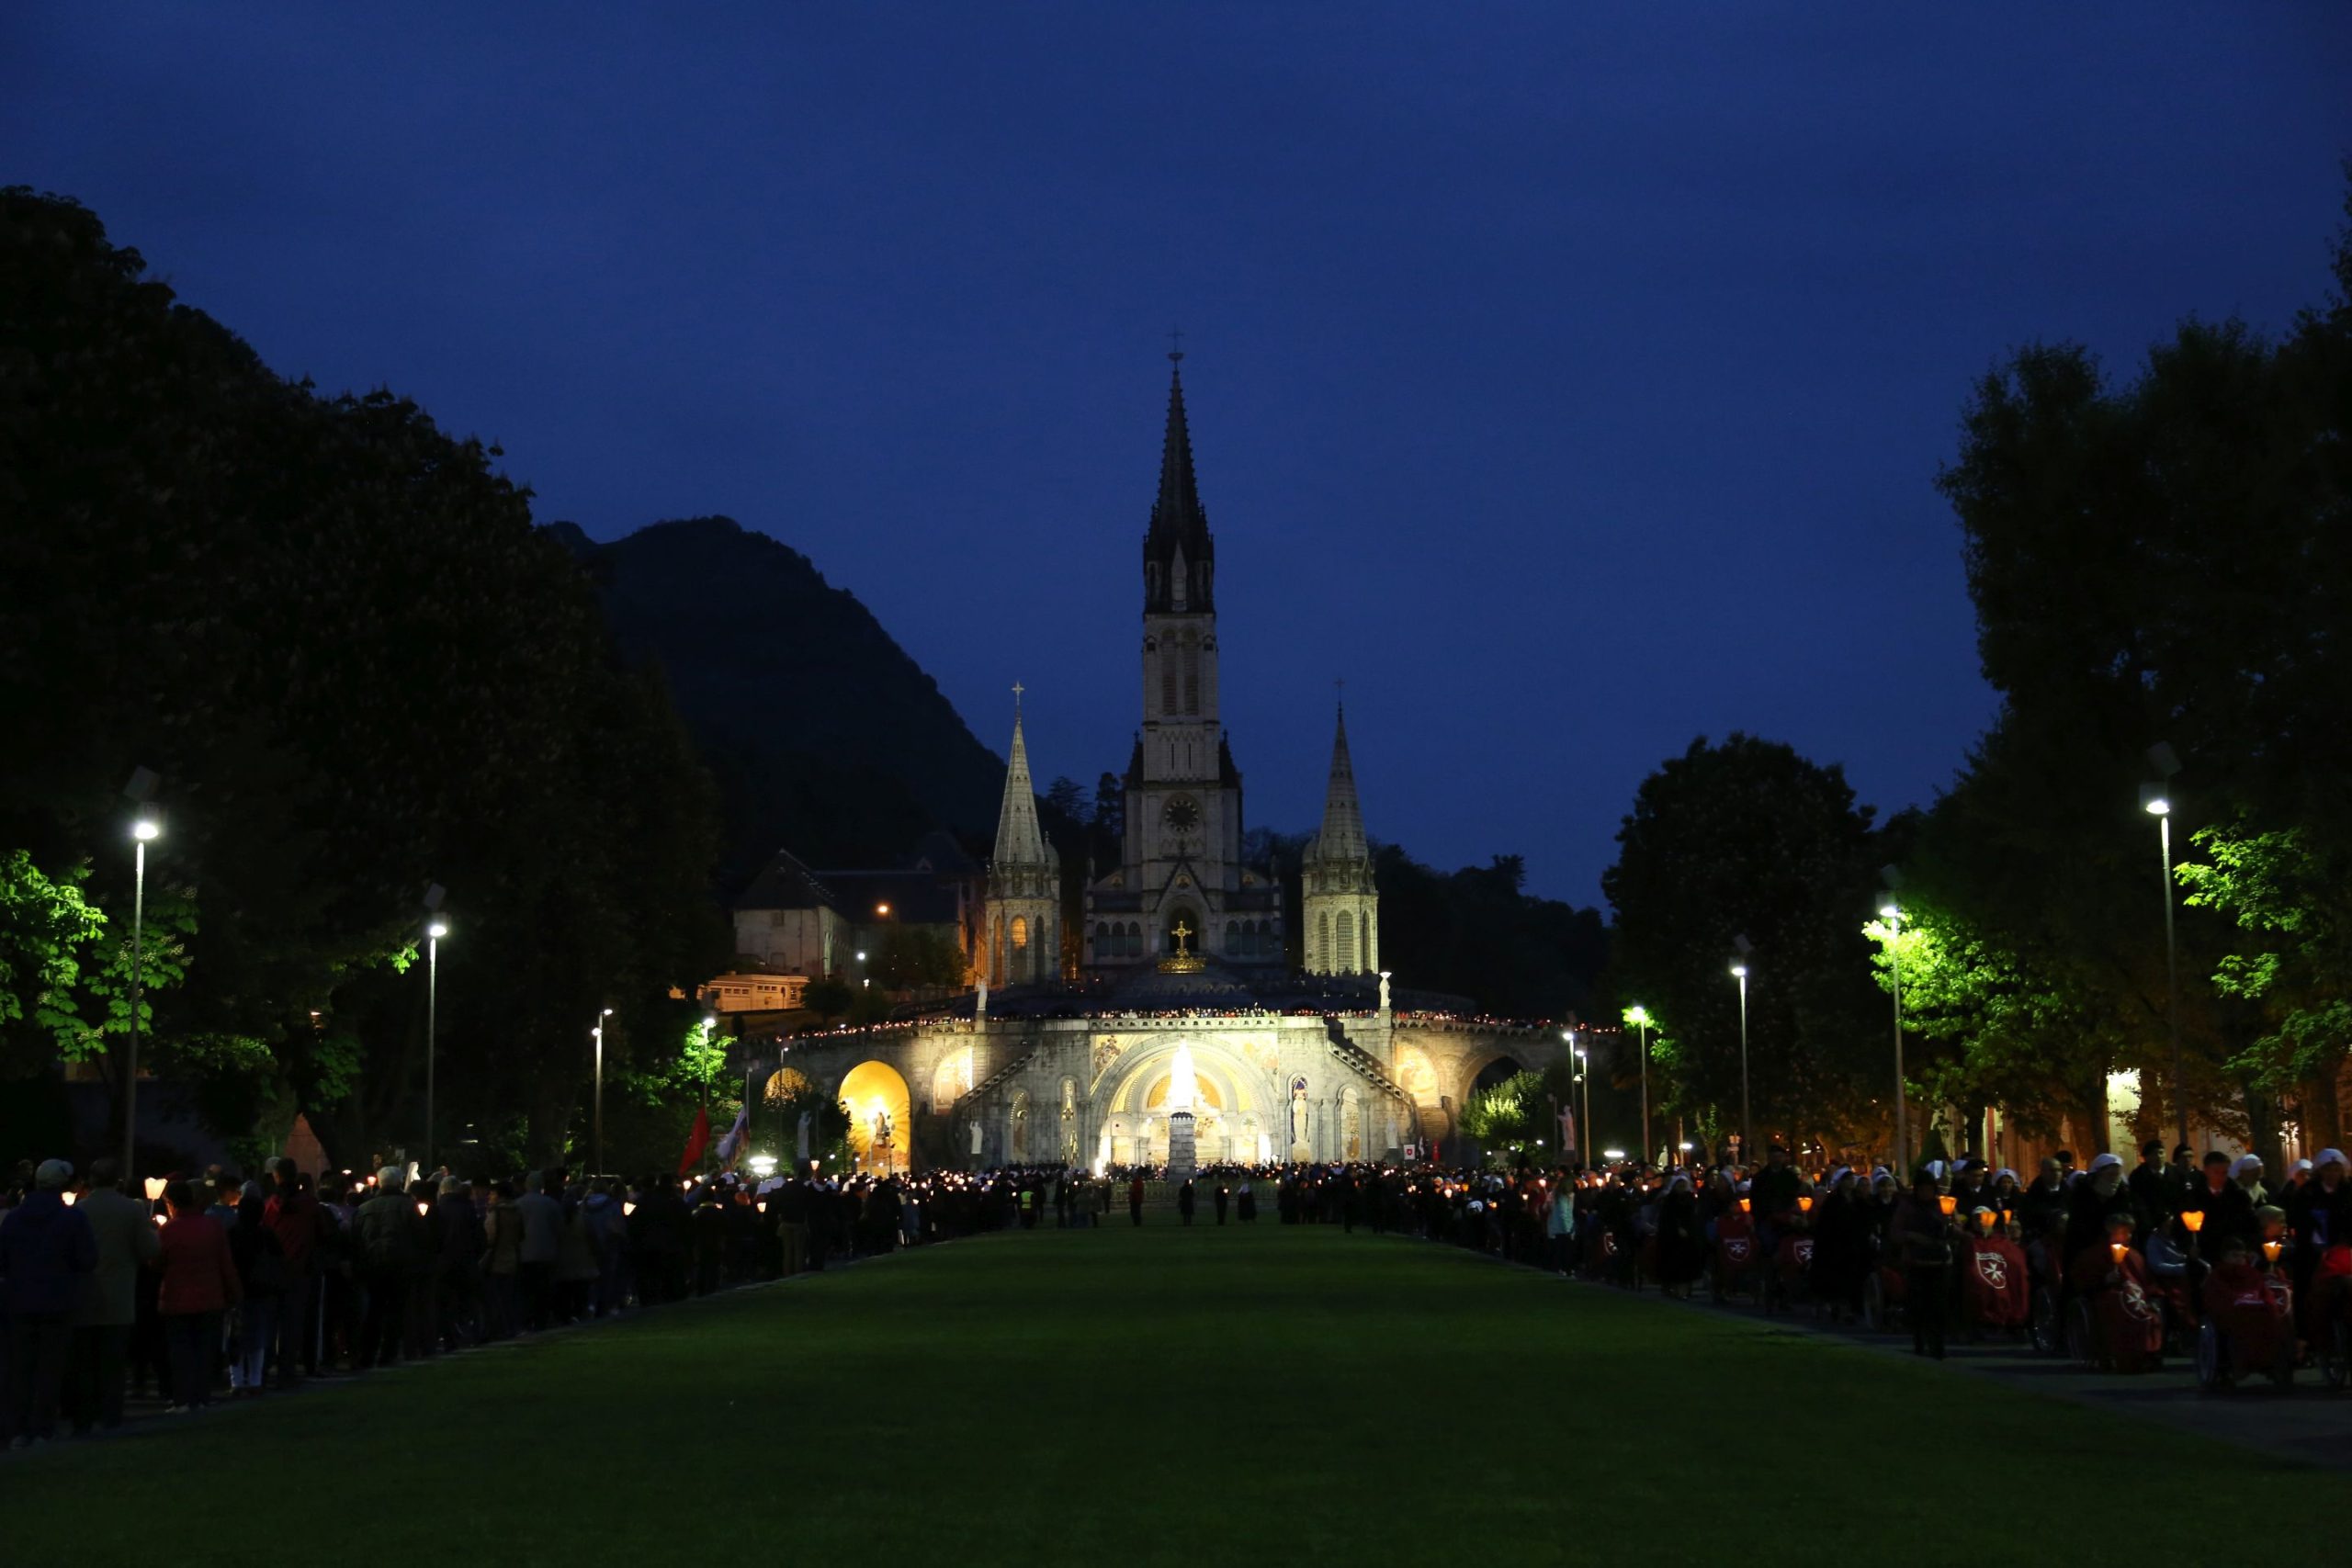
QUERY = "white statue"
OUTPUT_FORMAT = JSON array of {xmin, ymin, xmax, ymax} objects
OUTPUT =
[
  {"xmin": 967, "ymin": 1119, "xmax": 983, "ymax": 1156},
  {"xmin": 1289, "ymin": 1085, "xmax": 1310, "ymax": 1146},
  {"xmin": 1169, "ymin": 1042, "xmax": 1197, "ymax": 1111},
  {"xmin": 1378, "ymin": 972, "xmax": 1392, "ymax": 1011}
]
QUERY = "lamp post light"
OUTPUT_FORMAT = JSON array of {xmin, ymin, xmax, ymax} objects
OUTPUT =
[
  {"xmin": 1625, "ymin": 1005, "xmax": 1653, "ymax": 1168},
  {"xmin": 424, "ymin": 917, "xmax": 447, "ymax": 1173},
  {"xmin": 122, "ymin": 774, "xmax": 161, "ymax": 1178},
  {"xmin": 2143, "ymin": 740, "xmax": 2188, "ymax": 1155},
  {"xmin": 593, "ymin": 1008, "xmax": 614, "ymax": 1176},
  {"xmin": 1878, "ymin": 869, "xmax": 1907, "ymax": 1176},
  {"xmin": 1731, "ymin": 934, "xmax": 1754, "ymax": 1162}
]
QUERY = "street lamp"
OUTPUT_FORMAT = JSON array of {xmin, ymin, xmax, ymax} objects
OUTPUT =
[
  {"xmin": 121, "ymin": 767, "xmax": 161, "ymax": 1178},
  {"xmin": 1731, "ymin": 933, "xmax": 1754, "ymax": 1162},
  {"xmin": 421, "ymin": 884, "xmax": 447, "ymax": 1174},
  {"xmin": 2144, "ymin": 740, "xmax": 2188, "ymax": 1154},
  {"xmin": 1566, "ymin": 1028, "xmax": 1592, "ymax": 1166},
  {"xmin": 1624, "ymin": 1005, "xmax": 1653, "ymax": 1167},
  {"xmin": 593, "ymin": 1008, "xmax": 614, "ymax": 1176},
  {"xmin": 1878, "ymin": 867, "xmax": 1906, "ymax": 1176}
]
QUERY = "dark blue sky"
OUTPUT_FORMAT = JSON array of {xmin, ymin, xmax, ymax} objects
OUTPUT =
[{"xmin": 10, "ymin": 6, "xmax": 2348, "ymax": 902}]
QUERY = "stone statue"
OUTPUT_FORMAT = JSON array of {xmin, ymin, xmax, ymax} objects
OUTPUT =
[
  {"xmin": 967, "ymin": 1119, "xmax": 983, "ymax": 1156},
  {"xmin": 1289, "ymin": 1085, "xmax": 1310, "ymax": 1146},
  {"xmin": 1378, "ymin": 972, "xmax": 1391, "ymax": 1011}
]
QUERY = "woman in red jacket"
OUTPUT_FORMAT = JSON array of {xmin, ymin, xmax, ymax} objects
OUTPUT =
[{"xmin": 154, "ymin": 1179, "xmax": 241, "ymax": 1412}]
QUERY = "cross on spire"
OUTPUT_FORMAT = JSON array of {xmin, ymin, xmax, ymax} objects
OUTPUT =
[
  {"xmin": 1012, "ymin": 680, "xmax": 1025, "ymax": 713},
  {"xmin": 1168, "ymin": 326, "xmax": 1185, "ymax": 364}
]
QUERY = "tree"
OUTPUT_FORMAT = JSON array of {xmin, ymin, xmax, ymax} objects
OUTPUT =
[{"xmin": 1602, "ymin": 734, "xmax": 1884, "ymax": 1146}]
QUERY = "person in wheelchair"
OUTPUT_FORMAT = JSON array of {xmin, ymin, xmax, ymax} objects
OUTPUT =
[{"xmin": 2064, "ymin": 1213, "xmax": 2165, "ymax": 1372}]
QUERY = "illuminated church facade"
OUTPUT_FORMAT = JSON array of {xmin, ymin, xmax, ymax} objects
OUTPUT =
[{"xmin": 777, "ymin": 360, "xmax": 1564, "ymax": 1172}]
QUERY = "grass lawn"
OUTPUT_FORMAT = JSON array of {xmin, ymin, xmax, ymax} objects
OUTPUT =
[{"xmin": 5, "ymin": 1224, "xmax": 2346, "ymax": 1565}]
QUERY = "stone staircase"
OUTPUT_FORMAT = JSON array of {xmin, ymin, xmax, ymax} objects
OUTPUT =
[{"xmin": 1323, "ymin": 1020, "xmax": 1411, "ymax": 1108}]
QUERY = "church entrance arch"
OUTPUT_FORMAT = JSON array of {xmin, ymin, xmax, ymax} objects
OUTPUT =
[
  {"xmin": 1099, "ymin": 1034, "xmax": 1269, "ymax": 1168},
  {"xmin": 839, "ymin": 1060, "xmax": 911, "ymax": 1175}
]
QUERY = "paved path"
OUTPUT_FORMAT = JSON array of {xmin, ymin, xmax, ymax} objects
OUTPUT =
[{"xmin": 1584, "ymin": 1273, "xmax": 2352, "ymax": 1469}]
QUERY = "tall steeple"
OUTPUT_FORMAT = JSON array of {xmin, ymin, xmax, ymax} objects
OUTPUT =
[
  {"xmin": 983, "ymin": 689, "xmax": 1059, "ymax": 986},
  {"xmin": 1144, "ymin": 355, "xmax": 1214, "ymax": 613},
  {"xmin": 991, "ymin": 697, "xmax": 1050, "ymax": 866},
  {"xmin": 1302, "ymin": 699, "xmax": 1378, "ymax": 976},
  {"xmin": 1314, "ymin": 704, "xmax": 1368, "ymax": 863}
]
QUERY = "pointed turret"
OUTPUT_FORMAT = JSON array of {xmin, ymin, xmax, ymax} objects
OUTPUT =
[
  {"xmin": 1144, "ymin": 357, "xmax": 1214, "ymax": 613},
  {"xmin": 1302, "ymin": 701, "xmax": 1378, "ymax": 976},
  {"xmin": 991, "ymin": 708, "xmax": 1052, "ymax": 867},
  {"xmin": 1313, "ymin": 705, "xmax": 1368, "ymax": 863},
  {"xmin": 983, "ymin": 694, "xmax": 1059, "ymax": 987}
]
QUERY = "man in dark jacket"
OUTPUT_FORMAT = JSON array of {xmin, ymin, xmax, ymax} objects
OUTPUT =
[
  {"xmin": 69, "ymin": 1156, "xmax": 157, "ymax": 1432},
  {"xmin": 1, "ymin": 1160, "xmax": 98, "ymax": 1445},
  {"xmin": 2127, "ymin": 1139, "xmax": 2177, "ymax": 1229},
  {"xmin": 352, "ymin": 1168, "xmax": 426, "ymax": 1368}
]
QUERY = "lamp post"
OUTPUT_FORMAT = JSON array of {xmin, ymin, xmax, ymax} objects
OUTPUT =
[
  {"xmin": 1625, "ymin": 1005, "xmax": 1653, "ymax": 1167},
  {"xmin": 1878, "ymin": 879, "xmax": 1907, "ymax": 1176},
  {"xmin": 2143, "ymin": 740, "xmax": 2188, "ymax": 1154},
  {"xmin": 1731, "ymin": 933, "xmax": 1754, "ymax": 1162},
  {"xmin": 1569, "ymin": 1032, "xmax": 1593, "ymax": 1168},
  {"xmin": 123, "ymin": 807, "xmax": 161, "ymax": 1177},
  {"xmin": 593, "ymin": 1008, "xmax": 614, "ymax": 1176},
  {"xmin": 1731, "ymin": 959, "xmax": 1749, "ymax": 1166},
  {"xmin": 424, "ymin": 917, "xmax": 447, "ymax": 1172}
]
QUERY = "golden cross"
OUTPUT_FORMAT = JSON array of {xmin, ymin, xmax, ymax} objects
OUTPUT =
[{"xmin": 1170, "ymin": 919, "xmax": 1193, "ymax": 955}]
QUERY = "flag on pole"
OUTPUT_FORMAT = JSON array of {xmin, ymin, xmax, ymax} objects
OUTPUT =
[
  {"xmin": 677, "ymin": 1103, "xmax": 711, "ymax": 1176},
  {"xmin": 714, "ymin": 1102, "xmax": 752, "ymax": 1170}
]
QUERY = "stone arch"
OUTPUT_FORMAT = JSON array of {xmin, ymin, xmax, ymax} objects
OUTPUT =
[
  {"xmin": 930, "ymin": 1046, "xmax": 977, "ymax": 1111},
  {"xmin": 763, "ymin": 1066, "xmax": 815, "ymax": 1107},
  {"xmin": 839, "ymin": 1060, "xmax": 912, "ymax": 1174},
  {"xmin": 1392, "ymin": 1043, "xmax": 1446, "ymax": 1144},
  {"xmin": 1341, "ymin": 1086, "xmax": 1364, "ymax": 1161}
]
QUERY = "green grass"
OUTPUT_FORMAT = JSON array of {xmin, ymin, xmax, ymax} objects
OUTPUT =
[{"xmin": 5, "ymin": 1225, "xmax": 2346, "ymax": 1565}]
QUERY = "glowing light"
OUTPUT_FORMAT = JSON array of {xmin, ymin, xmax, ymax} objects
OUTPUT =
[
  {"xmin": 2109, "ymin": 1241, "xmax": 2127, "ymax": 1264},
  {"xmin": 2263, "ymin": 1240, "xmax": 2283, "ymax": 1264},
  {"xmin": 2183, "ymin": 1209, "xmax": 2205, "ymax": 1234},
  {"xmin": 1939, "ymin": 1194, "xmax": 1957, "ymax": 1217},
  {"xmin": 2143, "ymin": 795, "xmax": 2170, "ymax": 818},
  {"xmin": 62, "ymin": 1190, "xmax": 77, "ymax": 1206},
  {"xmin": 623, "ymin": 1201, "xmax": 637, "ymax": 1217},
  {"xmin": 131, "ymin": 819, "xmax": 160, "ymax": 842},
  {"xmin": 426, "ymin": 920, "xmax": 447, "ymax": 940},
  {"xmin": 1169, "ymin": 1042, "xmax": 1197, "ymax": 1111},
  {"xmin": 1798, "ymin": 1195, "xmax": 1814, "ymax": 1213},
  {"xmin": 143, "ymin": 1177, "xmax": 166, "ymax": 1201}
]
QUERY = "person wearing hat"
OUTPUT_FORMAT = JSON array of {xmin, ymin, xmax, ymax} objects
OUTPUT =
[
  {"xmin": 2287, "ymin": 1148, "xmax": 2352, "ymax": 1330},
  {"xmin": 0, "ymin": 1159, "xmax": 97, "ymax": 1444},
  {"xmin": 2064, "ymin": 1153, "xmax": 2145, "ymax": 1267},
  {"xmin": 2211, "ymin": 1154, "xmax": 2267, "ymax": 1260}
]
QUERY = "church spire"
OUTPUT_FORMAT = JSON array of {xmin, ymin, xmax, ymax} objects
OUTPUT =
[
  {"xmin": 1313, "ymin": 702, "xmax": 1369, "ymax": 863},
  {"xmin": 1144, "ymin": 352, "xmax": 1214, "ymax": 613},
  {"xmin": 991, "ymin": 697, "xmax": 1051, "ymax": 866}
]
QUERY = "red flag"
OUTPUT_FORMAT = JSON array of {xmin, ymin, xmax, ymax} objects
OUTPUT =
[{"xmin": 677, "ymin": 1103, "xmax": 711, "ymax": 1177}]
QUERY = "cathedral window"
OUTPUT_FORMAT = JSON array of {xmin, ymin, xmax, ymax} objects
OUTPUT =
[
  {"xmin": 1317, "ymin": 911, "xmax": 1329, "ymax": 971},
  {"xmin": 1161, "ymin": 660, "xmax": 1177, "ymax": 715},
  {"xmin": 1182, "ymin": 637, "xmax": 1199, "ymax": 713},
  {"xmin": 1224, "ymin": 919, "xmax": 1238, "ymax": 954},
  {"xmin": 1011, "ymin": 916, "xmax": 1029, "ymax": 950},
  {"xmin": 1337, "ymin": 910, "xmax": 1355, "ymax": 972}
]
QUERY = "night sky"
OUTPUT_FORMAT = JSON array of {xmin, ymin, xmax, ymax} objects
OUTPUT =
[{"xmin": 10, "ymin": 6, "xmax": 2349, "ymax": 902}]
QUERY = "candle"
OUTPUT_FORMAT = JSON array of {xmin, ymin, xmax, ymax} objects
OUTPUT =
[
  {"xmin": 1974, "ymin": 1210, "xmax": 1994, "ymax": 1233},
  {"xmin": 1737, "ymin": 1197, "xmax": 1750, "ymax": 1214},
  {"xmin": 1797, "ymin": 1195, "xmax": 1813, "ymax": 1213},
  {"xmin": 62, "ymin": 1190, "xmax": 77, "ymax": 1206},
  {"xmin": 1938, "ymin": 1194, "xmax": 1957, "ymax": 1217},
  {"xmin": 2109, "ymin": 1241, "xmax": 2127, "ymax": 1264},
  {"xmin": 2263, "ymin": 1239, "xmax": 2283, "ymax": 1264},
  {"xmin": 142, "ymin": 1177, "xmax": 167, "ymax": 1201},
  {"xmin": 623, "ymin": 1201, "xmax": 637, "ymax": 1217},
  {"xmin": 2182, "ymin": 1209, "xmax": 2205, "ymax": 1234}
]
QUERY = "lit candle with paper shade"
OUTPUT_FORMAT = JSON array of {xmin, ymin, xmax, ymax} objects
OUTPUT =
[
  {"xmin": 1939, "ymin": 1194, "xmax": 1957, "ymax": 1217},
  {"xmin": 623, "ymin": 1201, "xmax": 637, "ymax": 1217},
  {"xmin": 143, "ymin": 1177, "xmax": 166, "ymax": 1201},
  {"xmin": 1797, "ymin": 1195, "xmax": 1813, "ymax": 1213},
  {"xmin": 153, "ymin": 1213, "xmax": 165, "ymax": 1228},
  {"xmin": 1974, "ymin": 1210, "xmax": 1994, "ymax": 1234},
  {"xmin": 2182, "ymin": 1209, "xmax": 2205, "ymax": 1234},
  {"xmin": 1738, "ymin": 1198, "xmax": 1750, "ymax": 1214},
  {"xmin": 416, "ymin": 1201, "xmax": 430, "ymax": 1218},
  {"xmin": 2109, "ymin": 1241, "xmax": 2127, "ymax": 1265},
  {"xmin": 2263, "ymin": 1239, "xmax": 2283, "ymax": 1264},
  {"xmin": 61, "ymin": 1190, "xmax": 76, "ymax": 1206}
]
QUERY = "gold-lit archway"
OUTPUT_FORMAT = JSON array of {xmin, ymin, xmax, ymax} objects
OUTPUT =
[
  {"xmin": 763, "ymin": 1067, "xmax": 815, "ymax": 1106},
  {"xmin": 840, "ymin": 1059, "xmax": 912, "ymax": 1174}
]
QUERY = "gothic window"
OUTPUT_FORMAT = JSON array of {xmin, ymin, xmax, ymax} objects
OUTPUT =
[
  {"xmin": 1317, "ymin": 911, "xmax": 1329, "ymax": 971},
  {"xmin": 1161, "ymin": 659, "xmax": 1177, "ymax": 715},
  {"xmin": 1182, "ymin": 636, "xmax": 1199, "ymax": 714},
  {"xmin": 1224, "ymin": 920, "xmax": 1238, "ymax": 954},
  {"xmin": 1337, "ymin": 910, "xmax": 1355, "ymax": 972},
  {"xmin": 1011, "ymin": 916, "xmax": 1028, "ymax": 950},
  {"xmin": 1125, "ymin": 921, "xmax": 1142, "ymax": 957}
]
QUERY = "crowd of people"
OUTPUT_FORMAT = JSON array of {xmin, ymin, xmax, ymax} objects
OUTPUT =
[
  {"xmin": 0, "ymin": 1153, "xmax": 1086, "ymax": 1448},
  {"xmin": 11, "ymin": 1137, "xmax": 2344, "ymax": 1446}
]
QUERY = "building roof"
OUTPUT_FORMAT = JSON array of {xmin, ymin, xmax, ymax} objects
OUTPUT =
[
  {"xmin": 989, "ymin": 708, "xmax": 1057, "ymax": 868},
  {"xmin": 1306, "ymin": 704, "xmax": 1370, "ymax": 865},
  {"xmin": 735, "ymin": 848, "xmax": 841, "ymax": 914},
  {"xmin": 1143, "ymin": 360, "xmax": 1215, "ymax": 613}
]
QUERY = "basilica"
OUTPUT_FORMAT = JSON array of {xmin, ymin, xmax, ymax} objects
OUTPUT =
[{"xmin": 775, "ymin": 359, "xmax": 1566, "ymax": 1173}]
